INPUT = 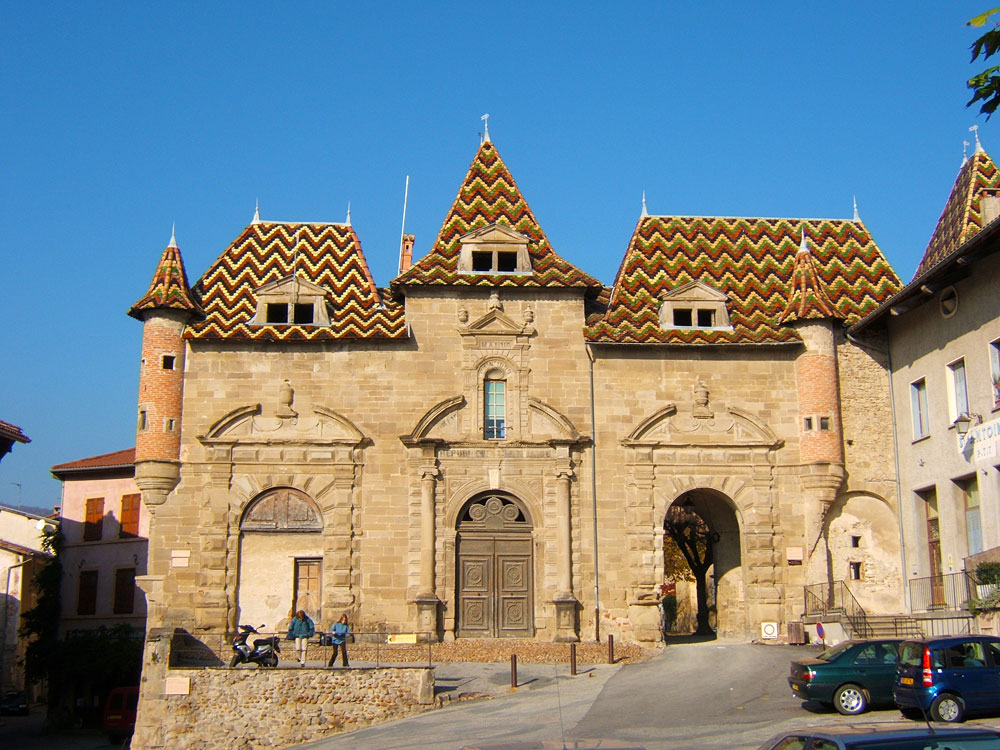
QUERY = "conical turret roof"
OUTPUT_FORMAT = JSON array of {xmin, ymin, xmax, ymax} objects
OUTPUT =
[
  {"xmin": 914, "ymin": 148, "xmax": 1000, "ymax": 279},
  {"xmin": 128, "ymin": 235, "xmax": 201, "ymax": 320}
]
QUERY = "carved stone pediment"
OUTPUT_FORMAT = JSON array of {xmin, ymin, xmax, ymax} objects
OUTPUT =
[
  {"xmin": 658, "ymin": 280, "xmax": 729, "ymax": 303},
  {"xmin": 401, "ymin": 395, "xmax": 583, "ymax": 446},
  {"xmin": 623, "ymin": 405, "xmax": 781, "ymax": 449},
  {"xmin": 460, "ymin": 307, "xmax": 532, "ymax": 337},
  {"xmin": 200, "ymin": 404, "xmax": 366, "ymax": 446},
  {"xmin": 256, "ymin": 275, "xmax": 329, "ymax": 298}
]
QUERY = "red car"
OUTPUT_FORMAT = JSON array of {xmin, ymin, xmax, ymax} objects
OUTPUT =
[{"xmin": 102, "ymin": 686, "xmax": 139, "ymax": 744}]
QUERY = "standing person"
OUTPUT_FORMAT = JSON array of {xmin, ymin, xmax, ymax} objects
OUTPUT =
[
  {"xmin": 327, "ymin": 613, "xmax": 350, "ymax": 667},
  {"xmin": 286, "ymin": 609, "xmax": 315, "ymax": 667}
]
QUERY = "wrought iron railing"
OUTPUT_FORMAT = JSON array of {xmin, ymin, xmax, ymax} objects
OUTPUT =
[
  {"xmin": 908, "ymin": 571, "xmax": 975, "ymax": 613},
  {"xmin": 803, "ymin": 580, "xmax": 873, "ymax": 639}
]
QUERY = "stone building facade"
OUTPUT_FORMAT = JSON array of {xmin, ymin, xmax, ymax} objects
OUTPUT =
[
  {"xmin": 128, "ymin": 136, "xmax": 904, "ymax": 650},
  {"xmin": 852, "ymin": 142, "xmax": 1000, "ymax": 615}
]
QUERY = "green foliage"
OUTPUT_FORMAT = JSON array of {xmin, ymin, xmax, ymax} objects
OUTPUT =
[
  {"xmin": 19, "ymin": 525, "xmax": 62, "ymax": 686},
  {"xmin": 968, "ymin": 587, "xmax": 1000, "ymax": 615},
  {"xmin": 968, "ymin": 9, "xmax": 1000, "ymax": 118},
  {"xmin": 977, "ymin": 561, "xmax": 1000, "ymax": 584}
]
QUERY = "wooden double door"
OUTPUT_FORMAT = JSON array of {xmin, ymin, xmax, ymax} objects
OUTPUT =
[{"xmin": 457, "ymin": 533, "xmax": 533, "ymax": 638}]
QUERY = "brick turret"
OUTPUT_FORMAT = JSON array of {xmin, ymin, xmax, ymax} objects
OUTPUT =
[
  {"xmin": 128, "ymin": 229, "xmax": 201, "ymax": 506},
  {"xmin": 780, "ymin": 232, "xmax": 845, "ymax": 466}
]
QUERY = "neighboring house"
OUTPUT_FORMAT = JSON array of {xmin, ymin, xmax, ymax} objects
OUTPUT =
[
  {"xmin": 0, "ymin": 505, "xmax": 50, "ymax": 693},
  {"xmin": 126, "ymin": 134, "xmax": 903, "ymax": 652},
  {"xmin": 851, "ymin": 138, "xmax": 1000, "ymax": 623},
  {"xmin": 0, "ymin": 418, "xmax": 30, "ymax": 462},
  {"xmin": 50, "ymin": 449, "xmax": 147, "ymax": 636}
]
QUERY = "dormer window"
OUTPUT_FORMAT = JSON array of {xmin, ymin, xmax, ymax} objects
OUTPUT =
[
  {"xmin": 251, "ymin": 276, "xmax": 331, "ymax": 327},
  {"xmin": 457, "ymin": 224, "xmax": 531, "ymax": 274},
  {"xmin": 659, "ymin": 281, "xmax": 732, "ymax": 330}
]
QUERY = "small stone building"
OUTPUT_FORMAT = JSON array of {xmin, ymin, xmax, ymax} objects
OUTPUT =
[{"xmin": 127, "ymin": 135, "xmax": 904, "ymax": 648}]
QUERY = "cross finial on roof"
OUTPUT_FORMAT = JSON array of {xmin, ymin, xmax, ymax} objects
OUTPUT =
[
  {"xmin": 964, "ymin": 140, "xmax": 970, "ymax": 165},
  {"xmin": 168, "ymin": 222, "xmax": 177, "ymax": 248},
  {"xmin": 641, "ymin": 191, "xmax": 648, "ymax": 218},
  {"xmin": 481, "ymin": 113, "xmax": 490, "ymax": 143},
  {"xmin": 346, "ymin": 201, "xmax": 352, "ymax": 227},
  {"xmin": 971, "ymin": 125, "xmax": 984, "ymax": 153},
  {"xmin": 253, "ymin": 199, "xmax": 260, "ymax": 224},
  {"xmin": 853, "ymin": 196, "xmax": 860, "ymax": 222}
]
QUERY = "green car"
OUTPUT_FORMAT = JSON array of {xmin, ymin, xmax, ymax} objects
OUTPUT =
[{"xmin": 788, "ymin": 639, "xmax": 903, "ymax": 715}]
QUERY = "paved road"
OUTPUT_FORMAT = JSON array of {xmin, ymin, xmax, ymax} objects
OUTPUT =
[{"xmin": 297, "ymin": 641, "xmax": 1000, "ymax": 750}]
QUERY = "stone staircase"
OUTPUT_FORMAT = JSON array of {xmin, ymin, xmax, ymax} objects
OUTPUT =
[{"xmin": 865, "ymin": 614, "xmax": 924, "ymax": 639}]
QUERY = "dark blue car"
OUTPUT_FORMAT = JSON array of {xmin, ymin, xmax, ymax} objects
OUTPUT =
[{"xmin": 894, "ymin": 635, "xmax": 1000, "ymax": 722}]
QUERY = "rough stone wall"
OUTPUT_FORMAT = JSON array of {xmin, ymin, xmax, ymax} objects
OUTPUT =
[
  {"xmin": 136, "ymin": 280, "xmax": 903, "ymax": 649},
  {"xmin": 131, "ymin": 666, "xmax": 433, "ymax": 750},
  {"xmin": 834, "ymin": 326, "xmax": 903, "ymax": 613}
]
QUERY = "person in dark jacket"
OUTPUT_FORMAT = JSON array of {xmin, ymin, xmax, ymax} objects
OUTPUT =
[
  {"xmin": 287, "ymin": 609, "xmax": 315, "ymax": 666},
  {"xmin": 327, "ymin": 613, "xmax": 350, "ymax": 667}
]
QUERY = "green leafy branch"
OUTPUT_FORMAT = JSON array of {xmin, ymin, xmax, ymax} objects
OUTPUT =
[{"xmin": 969, "ymin": 8, "xmax": 1000, "ymax": 118}]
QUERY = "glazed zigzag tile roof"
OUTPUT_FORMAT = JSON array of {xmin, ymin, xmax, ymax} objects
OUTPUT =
[
  {"xmin": 585, "ymin": 217, "xmax": 901, "ymax": 344},
  {"xmin": 392, "ymin": 140, "xmax": 602, "ymax": 294},
  {"xmin": 128, "ymin": 243, "xmax": 201, "ymax": 319},
  {"xmin": 186, "ymin": 222, "xmax": 406, "ymax": 341},
  {"xmin": 778, "ymin": 237, "xmax": 838, "ymax": 324},
  {"xmin": 914, "ymin": 149, "xmax": 1000, "ymax": 279}
]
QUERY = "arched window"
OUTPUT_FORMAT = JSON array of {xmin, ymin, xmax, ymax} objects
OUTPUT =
[{"xmin": 484, "ymin": 370, "xmax": 506, "ymax": 439}]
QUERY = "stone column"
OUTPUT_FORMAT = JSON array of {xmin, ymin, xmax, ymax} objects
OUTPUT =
[
  {"xmin": 552, "ymin": 466, "xmax": 579, "ymax": 641},
  {"xmin": 414, "ymin": 466, "xmax": 441, "ymax": 640}
]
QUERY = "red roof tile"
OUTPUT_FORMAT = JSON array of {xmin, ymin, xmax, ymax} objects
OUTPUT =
[
  {"xmin": 0, "ymin": 419, "xmax": 30, "ymax": 445},
  {"xmin": 51, "ymin": 448, "xmax": 135, "ymax": 474}
]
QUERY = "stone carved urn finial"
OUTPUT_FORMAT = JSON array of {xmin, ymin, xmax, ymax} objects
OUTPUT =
[
  {"xmin": 524, "ymin": 306, "xmax": 534, "ymax": 324},
  {"xmin": 487, "ymin": 290, "xmax": 502, "ymax": 312},
  {"xmin": 693, "ymin": 378, "xmax": 713, "ymax": 418},
  {"xmin": 457, "ymin": 306, "xmax": 469, "ymax": 324},
  {"xmin": 277, "ymin": 379, "xmax": 297, "ymax": 418}
]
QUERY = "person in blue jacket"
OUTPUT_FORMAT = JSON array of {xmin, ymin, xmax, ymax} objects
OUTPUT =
[
  {"xmin": 327, "ymin": 613, "xmax": 350, "ymax": 667},
  {"xmin": 287, "ymin": 609, "xmax": 315, "ymax": 666}
]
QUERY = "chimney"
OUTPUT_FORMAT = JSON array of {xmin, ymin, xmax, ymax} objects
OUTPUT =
[
  {"xmin": 399, "ymin": 234, "xmax": 415, "ymax": 273},
  {"xmin": 982, "ymin": 189, "xmax": 1000, "ymax": 226}
]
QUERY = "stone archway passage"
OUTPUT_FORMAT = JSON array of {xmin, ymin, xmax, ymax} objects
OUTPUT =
[{"xmin": 456, "ymin": 494, "xmax": 534, "ymax": 638}]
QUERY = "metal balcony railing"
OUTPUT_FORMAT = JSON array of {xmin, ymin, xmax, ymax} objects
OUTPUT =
[
  {"xmin": 908, "ymin": 571, "xmax": 976, "ymax": 613},
  {"xmin": 803, "ymin": 580, "xmax": 873, "ymax": 639}
]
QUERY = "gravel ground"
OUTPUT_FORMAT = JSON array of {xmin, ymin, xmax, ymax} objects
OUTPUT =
[{"xmin": 349, "ymin": 638, "xmax": 655, "ymax": 665}]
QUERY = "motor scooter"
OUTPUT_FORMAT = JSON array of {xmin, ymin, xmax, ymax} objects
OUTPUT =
[{"xmin": 230, "ymin": 624, "xmax": 280, "ymax": 668}]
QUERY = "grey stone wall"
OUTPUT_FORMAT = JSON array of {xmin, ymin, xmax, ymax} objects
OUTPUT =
[{"xmin": 132, "ymin": 633, "xmax": 433, "ymax": 750}]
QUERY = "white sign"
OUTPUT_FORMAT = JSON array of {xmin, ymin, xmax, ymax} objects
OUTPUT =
[{"xmin": 963, "ymin": 416, "xmax": 1000, "ymax": 465}]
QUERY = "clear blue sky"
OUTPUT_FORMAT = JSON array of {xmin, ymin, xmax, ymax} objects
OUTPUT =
[{"xmin": 0, "ymin": 2, "xmax": 992, "ymax": 510}]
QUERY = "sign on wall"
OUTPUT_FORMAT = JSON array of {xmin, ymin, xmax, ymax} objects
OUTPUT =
[{"xmin": 963, "ymin": 416, "xmax": 1000, "ymax": 465}]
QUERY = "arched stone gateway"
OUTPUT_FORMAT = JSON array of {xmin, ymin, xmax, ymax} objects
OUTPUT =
[
  {"xmin": 455, "ymin": 493, "xmax": 534, "ymax": 638},
  {"xmin": 664, "ymin": 489, "xmax": 744, "ymax": 638},
  {"xmin": 236, "ymin": 487, "xmax": 325, "ymax": 630}
]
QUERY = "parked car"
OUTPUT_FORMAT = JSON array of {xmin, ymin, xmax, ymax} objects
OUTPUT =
[
  {"xmin": 895, "ymin": 635, "xmax": 1000, "ymax": 723},
  {"xmin": 756, "ymin": 721, "xmax": 1000, "ymax": 750},
  {"xmin": 0, "ymin": 690, "xmax": 28, "ymax": 716},
  {"xmin": 788, "ymin": 639, "xmax": 903, "ymax": 715},
  {"xmin": 102, "ymin": 686, "xmax": 139, "ymax": 744}
]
